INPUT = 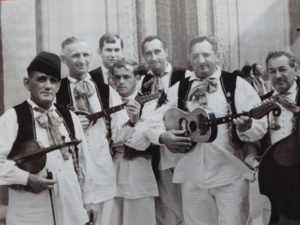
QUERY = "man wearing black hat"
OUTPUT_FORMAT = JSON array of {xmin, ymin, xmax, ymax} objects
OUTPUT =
[{"xmin": 0, "ymin": 51, "xmax": 97, "ymax": 225}]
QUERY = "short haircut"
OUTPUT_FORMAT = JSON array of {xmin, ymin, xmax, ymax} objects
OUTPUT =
[
  {"xmin": 61, "ymin": 36, "xmax": 84, "ymax": 50},
  {"xmin": 141, "ymin": 35, "xmax": 167, "ymax": 54},
  {"xmin": 241, "ymin": 65, "xmax": 252, "ymax": 76},
  {"xmin": 265, "ymin": 50, "xmax": 296, "ymax": 70},
  {"xmin": 99, "ymin": 33, "xmax": 124, "ymax": 50},
  {"xmin": 110, "ymin": 58, "xmax": 140, "ymax": 76},
  {"xmin": 188, "ymin": 36, "xmax": 218, "ymax": 54}
]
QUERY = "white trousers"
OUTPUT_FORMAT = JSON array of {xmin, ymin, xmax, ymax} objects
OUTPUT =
[
  {"xmin": 94, "ymin": 199, "xmax": 113, "ymax": 225},
  {"xmin": 155, "ymin": 169, "xmax": 183, "ymax": 225},
  {"xmin": 110, "ymin": 196, "xmax": 156, "ymax": 225},
  {"xmin": 181, "ymin": 180, "xmax": 251, "ymax": 225}
]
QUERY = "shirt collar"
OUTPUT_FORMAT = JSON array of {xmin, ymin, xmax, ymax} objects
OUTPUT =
[
  {"xmin": 126, "ymin": 91, "xmax": 138, "ymax": 100},
  {"xmin": 101, "ymin": 65, "xmax": 110, "ymax": 75},
  {"xmin": 148, "ymin": 62, "xmax": 172, "ymax": 77},
  {"xmin": 27, "ymin": 98, "xmax": 56, "ymax": 112},
  {"xmin": 189, "ymin": 66, "xmax": 221, "ymax": 82},
  {"xmin": 67, "ymin": 73, "xmax": 92, "ymax": 83}
]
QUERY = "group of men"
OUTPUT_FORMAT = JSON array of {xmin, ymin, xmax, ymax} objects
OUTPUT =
[{"xmin": 0, "ymin": 33, "xmax": 299, "ymax": 225}]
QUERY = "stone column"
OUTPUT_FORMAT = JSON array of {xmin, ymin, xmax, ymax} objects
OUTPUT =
[
  {"xmin": 136, "ymin": 0, "xmax": 157, "ymax": 62},
  {"xmin": 212, "ymin": 0, "xmax": 239, "ymax": 71}
]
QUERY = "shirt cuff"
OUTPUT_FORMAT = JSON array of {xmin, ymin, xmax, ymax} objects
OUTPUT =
[{"xmin": 15, "ymin": 167, "xmax": 30, "ymax": 185}]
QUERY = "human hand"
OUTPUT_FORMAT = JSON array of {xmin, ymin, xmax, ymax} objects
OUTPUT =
[
  {"xmin": 84, "ymin": 203, "xmax": 101, "ymax": 224},
  {"xmin": 78, "ymin": 115, "xmax": 91, "ymax": 131},
  {"xmin": 124, "ymin": 99, "xmax": 141, "ymax": 124},
  {"xmin": 27, "ymin": 173, "xmax": 56, "ymax": 194},
  {"xmin": 233, "ymin": 115, "xmax": 252, "ymax": 132},
  {"xmin": 159, "ymin": 130, "xmax": 192, "ymax": 153}
]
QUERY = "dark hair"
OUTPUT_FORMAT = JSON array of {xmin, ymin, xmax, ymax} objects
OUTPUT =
[
  {"xmin": 141, "ymin": 35, "xmax": 167, "ymax": 54},
  {"xmin": 265, "ymin": 50, "xmax": 296, "ymax": 70},
  {"xmin": 241, "ymin": 65, "xmax": 252, "ymax": 77},
  {"xmin": 188, "ymin": 36, "xmax": 218, "ymax": 54},
  {"xmin": 233, "ymin": 70, "xmax": 247, "ymax": 78},
  {"xmin": 99, "ymin": 33, "xmax": 124, "ymax": 50},
  {"xmin": 251, "ymin": 63, "xmax": 262, "ymax": 76},
  {"xmin": 110, "ymin": 58, "xmax": 139, "ymax": 76}
]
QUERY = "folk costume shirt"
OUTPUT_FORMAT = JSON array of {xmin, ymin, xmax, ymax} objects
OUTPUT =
[
  {"xmin": 146, "ymin": 67, "xmax": 268, "ymax": 189},
  {"xmin": 113, "ymin": 91, "xmax": 159, "ymax": 199},
  {"xmin": 269, "ymin": 81, "xmax": 298, "ymax": 145},
  {"xmin": 0, "ymin": 99, "xmax": 93, "ymax": 225},
  {"xmin": 67, "ymin": 74, "xmax": 135, "ymax": 202}
]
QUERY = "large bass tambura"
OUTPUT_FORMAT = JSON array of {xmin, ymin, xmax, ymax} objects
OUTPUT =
[{"xmin": 259, "ymin": 112, "xmax": 300, "ymax": 222}]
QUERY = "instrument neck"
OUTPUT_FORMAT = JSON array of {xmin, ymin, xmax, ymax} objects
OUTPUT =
[
  {"xmin": 207, "ymin": 112, "xmax": 249, "ymax": 126},
  {"xmin": 87, "ymin": 102, "xmax": 127, "ymax": 121}
]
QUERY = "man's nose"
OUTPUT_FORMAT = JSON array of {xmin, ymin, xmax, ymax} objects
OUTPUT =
[
  {"xmin": 274, "ymin": 70, "xmax": 282, "ymax": 79},
  {"xmin": 44, "ymin": 79, "xmax": 52, "ymax": 88},
  {"xmin": 78, "ymin": 55, "xmax": 85, "ymax": 63},
  {"xmin": 198, "ymin": 54, "xmax": 205, "ymax": 63}
]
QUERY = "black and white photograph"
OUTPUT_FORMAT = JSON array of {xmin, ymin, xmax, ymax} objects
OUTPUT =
[{"xmin": 0, "ymin": 0, "xmax": 300, "ymax": 225}]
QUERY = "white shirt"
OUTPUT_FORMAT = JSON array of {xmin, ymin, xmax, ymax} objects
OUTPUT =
[
  {"xmin": 67, "ymin": 74, "xmax": 135, "ymax": 202},
  {"xmin": 269, "ymin": 81, "xmax": 298, "ymax": 144},
  {"xmin": 0, "ymin": 99, "xmax": 93, "ymax": 225},
  {"xmin": 136, "ymin": 63, "xmax": 190, "ymax": 170},
  {"xmin": 144, "ymin": 63, "xmax": 190, "ymax": 93},
  {"xmin": 145, "ymin": 68, "xmax": 268, "ymax": 188},
  {"xmin": 112, "ymin": 91, "xmax": 158, "ymax": 199}
]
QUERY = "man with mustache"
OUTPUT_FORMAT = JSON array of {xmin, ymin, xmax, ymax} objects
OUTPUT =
[
  {"xmin": 259, "ymin": 50, "xmax": 300, "ymax": 225},
  {"xmin": 0, "ymin": 51, "xmax": 96, "ymax": 225},
  {"xmin": 90, "ymin": 33, "xmax": 124, "ymax": 88},
  {"xmin": 140, "ymin": 35, "xmax": 189, "ymax": 225},
  {"xmin": 57, "ymin": 37, "xmax": 141, "ymax": 225},
  {"xmin": 145, "ymin": 36, "xmax": 267, "ymax": 225}
]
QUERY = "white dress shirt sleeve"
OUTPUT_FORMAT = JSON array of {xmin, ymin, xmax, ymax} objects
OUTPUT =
[
  {"xmin": 109, "ymin": 87, "xmax": 135, "ymax": 143},
  {"xmin": 234, "ymin": 77, "xmax": 268, "ymax": 141},
  {"xmin": 0, "ymin": 108, "xmax": 30, "ymax": 185},
  {"xmin": 145, "ymin": 83, "xmax": 179, "ymax": 145}
]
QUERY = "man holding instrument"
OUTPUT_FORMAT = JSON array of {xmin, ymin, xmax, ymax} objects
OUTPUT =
[
  {"xmin": 0, "ymin": 51, "xmax": 97, "ymax": 225},
  {"xmin": 109, "ymin": 58, "xmax": 159, "ymax": 225},
  {"xmin": 145, "ymin": 36, "xmax": 268, "ymax": 225},
  {"xmin": 259, "ymin": 50, "xmax": 300, "ymax": 225},
  {"xmin": 57, "ymin": 37, "xmax": 141, "ymax": 225}
]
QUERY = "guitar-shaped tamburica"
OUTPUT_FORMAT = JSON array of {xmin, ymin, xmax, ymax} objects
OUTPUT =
[
  {"xmin": 75, "ymin": 92, "xmax": 160, "ymax": 123},
  {"xmin": 164, "ymin": 101, "xmax": 281, "ymax": 143}
]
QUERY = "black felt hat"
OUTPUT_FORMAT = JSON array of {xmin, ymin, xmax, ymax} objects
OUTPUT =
[{"xmin": 27, "ymin": 51, "xmax": 61, "ymax": 80}]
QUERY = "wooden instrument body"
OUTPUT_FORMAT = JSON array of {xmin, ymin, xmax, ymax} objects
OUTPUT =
[
  {"xmin": 75, "ymin": 92, "xmax": 160, "ymax": 123},
  {"xmin": 9, "ymin": 139, "xmax": 81, "ymax": 174},
  {"xmin": 163, "ymin": 107, "xmax": 218, "ymax": 142},
  {"xmin": 259, "ymin": 117, "xmax": 300, "ymax": 221},
  {"xmin": 163, "ymin": 101, "xmax": 281, "ymax": 143}
]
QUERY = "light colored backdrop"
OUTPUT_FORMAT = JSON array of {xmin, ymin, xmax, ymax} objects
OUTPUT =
[{"xmin": 0, "ymin": 0, "xmax": 299, "ymax": 111}]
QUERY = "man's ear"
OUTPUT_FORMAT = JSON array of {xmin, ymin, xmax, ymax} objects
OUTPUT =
[
  {"xmin": 54, "ymin": 80, "xmax": 61, "ymax": 93},
  {"xmin": 23, "ymin": 77, "xmax": 30, "ymax": 91},
  {"xmin": 60, "ymin": 54, "xmax": 66, "ymax": 64}
]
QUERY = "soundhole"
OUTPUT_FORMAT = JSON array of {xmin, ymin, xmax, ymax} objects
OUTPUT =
[
  {"xmin": 273, "ymin": 108, "xmax": 281, "ymax": 117},
  {"xmin": 189, "ymin": 121, "xmax": 197, "ymax": 132}
]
